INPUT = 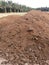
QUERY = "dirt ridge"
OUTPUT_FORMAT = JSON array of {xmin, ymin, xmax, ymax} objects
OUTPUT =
[{"xmin": 0, "ymin": 10, "xmax": 49, "ymax": 65}]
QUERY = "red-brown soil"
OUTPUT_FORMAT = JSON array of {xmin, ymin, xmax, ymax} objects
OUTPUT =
[{"xmin": 0, "ymin": 10, "xmax": 49, "ymax": 65}]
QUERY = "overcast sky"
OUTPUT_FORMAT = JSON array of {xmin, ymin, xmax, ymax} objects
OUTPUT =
[{"xmin": 6, "ymin": 0, "xmax": 49, "ymax": 8}]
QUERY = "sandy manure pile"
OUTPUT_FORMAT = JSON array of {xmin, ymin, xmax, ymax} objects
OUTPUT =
[{"xmin": 0, "ymin": 10, "xmax": 49, "ymax": 65}]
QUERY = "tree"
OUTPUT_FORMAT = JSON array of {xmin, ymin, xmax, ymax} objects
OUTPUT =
[{"xmin": 0, "ymin": 0, "xmax": 33, "ymax": 13}]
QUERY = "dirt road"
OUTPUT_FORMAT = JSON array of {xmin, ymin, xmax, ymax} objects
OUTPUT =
[{"xmin": 0, "ymin": 12, "xmax": 27, "ymax": 18}]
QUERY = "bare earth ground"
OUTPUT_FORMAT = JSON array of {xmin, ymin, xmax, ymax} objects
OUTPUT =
[
  {"xmin": 0, "ymin": 12, "xmax": 27, "ymax": 18},
  {"xmin": 0, "ymin": 10, "xmax": 49, "ymax": 65},
  {"xmin": 0, "ymin": 13, "xmax": 27, "ymax": 65}
]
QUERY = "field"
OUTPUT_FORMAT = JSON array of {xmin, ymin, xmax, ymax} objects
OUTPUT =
[{"xmin": 0, "ymin": 10, "xmax": 49, "ymax": 65}]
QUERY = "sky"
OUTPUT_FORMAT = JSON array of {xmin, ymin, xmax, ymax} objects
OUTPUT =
[{"xmin": 6, "ymin": 0, "xmax": 49, "ymax": 8}]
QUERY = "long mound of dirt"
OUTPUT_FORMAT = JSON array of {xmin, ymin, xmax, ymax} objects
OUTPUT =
[{"xmin": 0, "ymin": 10, "xmax": 49, "ymax": 65}]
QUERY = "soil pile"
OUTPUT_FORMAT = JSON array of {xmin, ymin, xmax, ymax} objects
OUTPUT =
[{"xmin": 0, "ymin": 10, "xmax": 49, "ymax": 65}]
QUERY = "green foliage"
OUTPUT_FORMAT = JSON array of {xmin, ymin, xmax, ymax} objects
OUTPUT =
[
  {"xmin": 0, "ymin": 1, "xmax": 33, "ymax": 13},
  {"xmin": 0, "ymin": 1, "xmax": 7, "ymax": 6}
]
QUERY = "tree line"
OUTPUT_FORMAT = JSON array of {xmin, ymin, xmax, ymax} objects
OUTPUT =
[{"xmin": 0, "ymin": 1, "xmax": 33, "ymax": 13}]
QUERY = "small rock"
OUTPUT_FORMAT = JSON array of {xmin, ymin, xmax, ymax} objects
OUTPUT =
[
  {"xmin": 38, "ymin": 46, "xmax": 42, "ymax": 50},
  {"xmin": 25, "ymin": 63, "xmax": 29, "ymax": 65},
  {"xmin": 27, "ymin": 27, "xmax": 33, "ymax": 32},
  {"xmin": 46, "ymin": 60, "xmax": 49, "ymax": 64},
  {"xmin": 39, "ymin": 32, "xmax": 41, "ymax": 34},
  {"xmin": 29, "ymin": 48, "xmax": 32, "ymax": 51},
  {"xmin": 33, "ymin": 37, "xmax": 38, "ymax": 41},
  {"xmin": 5, "ymin": 53, "xmax": 9, "ymax": 57}
]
